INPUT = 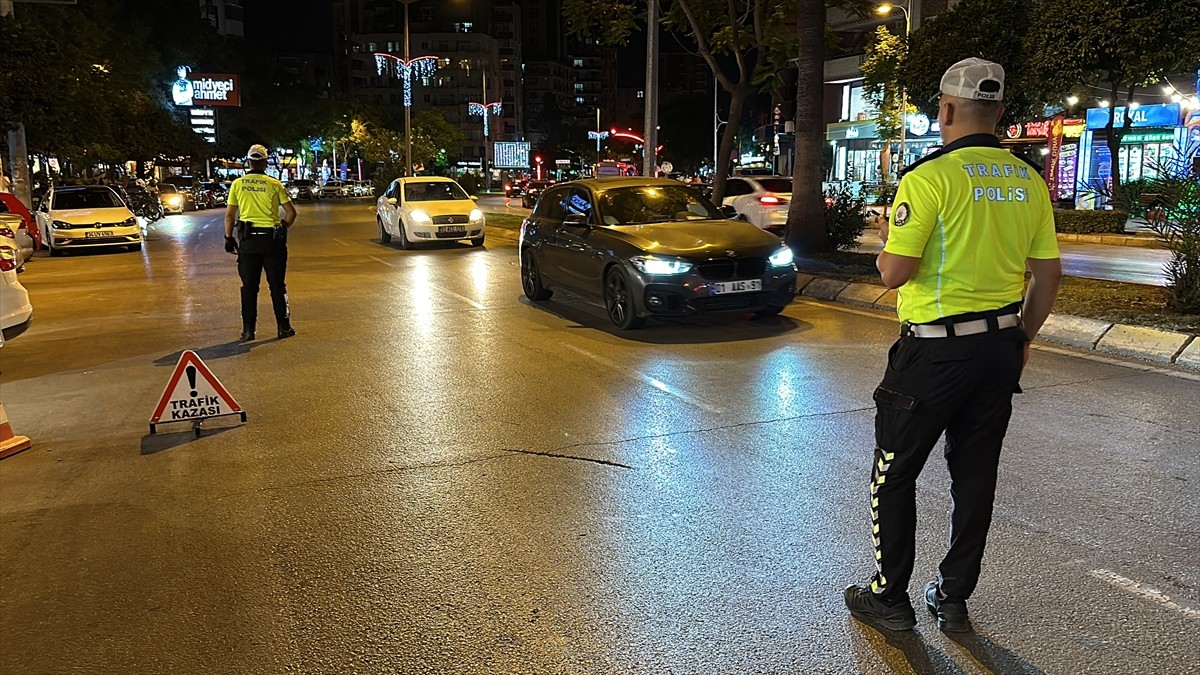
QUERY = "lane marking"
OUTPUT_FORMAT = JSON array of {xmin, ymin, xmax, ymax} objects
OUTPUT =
[
  {"xmin": 793, "ymin": 297, "xmax": 1200, "ymax": 382},
  {"xmin": 430, "ymin": 284, "xmax": 486, "ymax": 310},
  {"xmin": 561, "ymin": 343, "xmax": 725, "ymax": 414},
  {"xmin": 202, "ymin": 223, "xmax": 210, "ymax": 231},
  {"xmin": 1090, "ymin": 569, "xmax": 1200, "ymax": 620},
  {"xmin": 332, "ymin": 238, "xmax": 349, "ymax": 246},
  {"xmin": 368, "ymin": 255, "xmax": 395, "ymax": 267}
]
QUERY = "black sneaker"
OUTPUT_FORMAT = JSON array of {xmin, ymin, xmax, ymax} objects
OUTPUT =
[
  {"xmin": 239, "ymin": 330, "xmax": 255, "ymax": 343},
  {"xmin": 925, "ymin": 581, "xmax": 971, "ymax": 633},
  {"xmin": 844, "ymin": 584, "xmax": 916, "ymax": 631},
  {"xmin": 277, "ymin": 326, "xmax": 296, "ymax": 339}
]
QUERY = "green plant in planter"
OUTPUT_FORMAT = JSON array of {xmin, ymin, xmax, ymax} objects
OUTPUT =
[{"xmin": 824, "ymin": 184, "xmax": 869, "ymax": 252}]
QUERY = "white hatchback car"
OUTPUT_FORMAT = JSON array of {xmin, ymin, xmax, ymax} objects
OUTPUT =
[
  {"xmin": 0, "ymin": 230, "xmax": 32, "ymax": 342},
  {"xmin": 376, "ymin": 177, "xmax": 484, "ymax": 248},
  {"xmin": 36, "ymin": 185, "xmax": 144, "ymax": 256},
  {"xmin": 721, "ymin": 176, "xmax": 793, "ymax": 236}
]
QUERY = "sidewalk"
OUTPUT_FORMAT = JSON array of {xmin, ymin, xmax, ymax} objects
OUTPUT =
[
  {"xmin": 794, "ymin": 274, "xmax": 1199, "ymax": 369},
  {"xmin": 856, "ymin": 229, "xmax": 1170, "ymax": 287}
]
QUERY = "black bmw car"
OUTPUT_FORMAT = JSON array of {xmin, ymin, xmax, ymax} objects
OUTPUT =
[{"xmin": 519, "ymin": 178, "xmax": 797, "ymax": 329}]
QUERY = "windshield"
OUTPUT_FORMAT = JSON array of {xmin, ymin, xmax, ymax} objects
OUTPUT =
[
  {"xmin": 404, "ymin": 181, "xmax": 469, "ymax": 201},
  {"xmin": 292, "ymin": 180, "xmax": 314, "ymax": 187},
  {"xmin": 158, "ymin": 185, "xmax": 178, "ymax": 194},
  {"xmin": 756, "ymin": 178, "xmax": 793, "ymax": 194},
  {"xmin": 598, "ymin": 185, "xmax": 720, "ymax": 225},
  {"xmin": 53, "ymin": 187, "xmax": 125, "ymax": 210},
  {"xmin": 324, "ymin": 181, "xmax": 342, "ymax": 187}
]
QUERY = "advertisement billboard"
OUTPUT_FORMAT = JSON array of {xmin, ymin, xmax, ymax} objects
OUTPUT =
[
  {"xmin": 494, "ymin": 142, "xmax": 530, "ymax": 169},
  {"xmin": 171, "ymin": 66, "xmax": 241, "ymax": 107}
]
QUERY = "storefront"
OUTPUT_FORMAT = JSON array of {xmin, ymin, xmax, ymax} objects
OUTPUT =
[
  {"xmin": 1077, "ymin": 102, "xmax": 1185, "ymax": 208},
  {"xmin": 1003, "ymin": 117, "xmax": 1086, "ymax": 204},
  {"xmin": 825, "ymin": 115, "xmax": 942, "ymax": 184}
]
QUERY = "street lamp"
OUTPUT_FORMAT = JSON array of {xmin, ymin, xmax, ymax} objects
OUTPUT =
[
  {"xmin": 589, "ymin": 108, "xmax": 610, "ymax": 166},
  {"xmin": 373, "ymin": 0, "xmax": 436, "ymax": 177},
  {"xmin": 876, "ymin": 1, "xmax": 911, "ymax": 176}
]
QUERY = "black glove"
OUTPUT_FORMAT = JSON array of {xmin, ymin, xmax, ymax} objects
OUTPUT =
[{"xmin": 225, "ymin": 236, "xmax": 238, "ymax": 253}]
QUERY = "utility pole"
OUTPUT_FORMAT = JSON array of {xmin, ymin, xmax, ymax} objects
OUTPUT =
[
  {"xmin": 403, "ymin": 0, "xmax": 414, "ymax": 176},
  {"xmin": 641, "ymin": 0, "xmax": 659, "ymax": 178},
  {"xmin": 482, "ymin": 70, "xmax": 489, "ymax": 193}
]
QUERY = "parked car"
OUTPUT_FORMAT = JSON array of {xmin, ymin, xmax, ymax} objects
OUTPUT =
[
  {"xmin": 319, "ymin": 180, "xmax": 344, "ymax": 199},
  {"xmin": 157, "ymin": 184, "xmax": 186, "ymax": 214},
  {"xmin": 719, "ymin": 176, "xmax": 794, "ymax": 236},
  {"xmin": 521, "ymin": 180, "xmax": 553, "ymax": 208},
  {"xmin": 0, "ymin": 214, "xmax": 33, "ymax": 270},
  {"xmin": 202, "ymin": 181, "xmax": 227, "ymax": 207},
  {"xmin": 376, "ymin": 176, "xmax": 484, "ymax": 249},
  {"xmin": 519, "ymin": 177, "xmax": 797, "ymax": 329},
  {"xmin": 0, "ymin": 193, "xmax": 39, "ymax": 253},
  {"xmin": 35, "ymin": 185, "xmax": 144, "ymax": 256},
  {"xmin": 288, "ymin": 179, "xmax": 317, "ymax": 200},
  {"xmin": 0, "ymin": 229, "xmax": 33, "ymax": 341}
]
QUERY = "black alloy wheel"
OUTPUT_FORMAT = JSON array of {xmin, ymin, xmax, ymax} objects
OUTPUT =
[
  {"xmin": 521, "ymin": 250, "xmax": 552, "ymax": 300},
  {"xmin": 379, "ymin": 217, "xmax": 391, "ymax": 243},
  {"xmin": 604, "ymin": 266, "xmax": 645, "ymax": 330}
]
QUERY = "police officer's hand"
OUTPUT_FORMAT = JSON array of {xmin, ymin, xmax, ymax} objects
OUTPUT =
[{"xmin": 225, "ymin": 236, "xmax": 238, "ymax": 254}]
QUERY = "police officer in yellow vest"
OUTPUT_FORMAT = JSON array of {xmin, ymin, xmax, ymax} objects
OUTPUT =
[
  {"xmin": 844, "ymin": 59, "xmax": 1062, "ymax": 633},
  {"xmin": 224, "ymin": 144, "xmax": 298, "ymax": 342}
]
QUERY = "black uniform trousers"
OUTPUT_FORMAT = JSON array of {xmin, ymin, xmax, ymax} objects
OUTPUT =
[
  {"xmin": 869, "ymin": 305, "xmax": 1026, "ymax": 603},
  {"xmin": 237, "ymin": 229, "xmax": 289, "ymax": 331}
]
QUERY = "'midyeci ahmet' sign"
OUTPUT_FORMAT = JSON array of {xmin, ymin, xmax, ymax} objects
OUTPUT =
[{"xmin": 171, "ymin": 65, "xmax": 241, "ymax": 107}]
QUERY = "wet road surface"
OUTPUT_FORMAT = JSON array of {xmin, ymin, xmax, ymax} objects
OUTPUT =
[{"xmin": 1, "ymin": 201, "xmax": 1197, "ymax": 674}]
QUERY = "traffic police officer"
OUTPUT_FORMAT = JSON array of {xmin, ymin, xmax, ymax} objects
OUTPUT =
[
  {"xmin": 844, "ymin": 59, "xmax": 1063, "ymax": 633},
  {"xmin": 224, "ymin": 144, "xmax": 298, "ymax": 342}
]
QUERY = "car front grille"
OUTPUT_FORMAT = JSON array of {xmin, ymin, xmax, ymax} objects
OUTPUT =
[
  {"xmin": 433, "ymin": 214, "xmax": 470, "ymax": 225},
  {"xmin": 696, "ymin": 256, "xmax": 767, "ymax": 280},
  {"xmin": 691, "ymin": 291, "xmax": 774, "ymax": 312}
]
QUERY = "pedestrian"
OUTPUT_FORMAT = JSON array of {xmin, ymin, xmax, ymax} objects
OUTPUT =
[
  {"xmin": 224, "ymin": 144, "xmax": 298, "ymax": 343},
  {"xmin": 843, "ymin": 58, "xmax": 1062, "ymax": 633}
]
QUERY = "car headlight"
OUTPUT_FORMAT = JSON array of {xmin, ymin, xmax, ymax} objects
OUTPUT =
[
  {"xmin": 631, "ymin": 255, "xmax": 693, "ymax": 276},
  {"xmin": 469, "ymin": 208, "xmax": 484, "ymax": 222},
  {"xmin": 409, "ymin": 210, "xmax": 432, "ymax": 224},
  {"xmin": 769, "ymin": 246, "xmax": 795, "ymax": 267},
  {"xmin": 51, "ymin": 220, "xmax": 72, "ymax": 230},
  {"xmin": 123, "ymin": 217, "xmax": 137, "ymax": 227}
]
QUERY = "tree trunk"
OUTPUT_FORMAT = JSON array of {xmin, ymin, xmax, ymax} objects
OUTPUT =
[
  {"xmin": 712, "ymin": 83, "xmax": 749, "ymax": 204},
  {"xmin": 786, "ymin": 0, "xmax": 827, "ymax": 254},
  {"xmin": 1103, "ymin": 81, "xmax": 1135, "ymax": 217}
]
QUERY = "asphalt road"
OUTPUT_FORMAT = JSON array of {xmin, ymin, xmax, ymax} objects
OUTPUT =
[{"xmin": 1, "ymin": 201, "xmax": 1197, "ymax": 674}]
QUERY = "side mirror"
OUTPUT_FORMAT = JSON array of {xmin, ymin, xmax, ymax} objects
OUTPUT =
[
  {"xmin": 720, "ymin": 205, "xmax": 738, "ymax": 219},
  {"xmin": 470, "ymin": 195, "xmax": 479, "ymax": 202},
  {"xmin": 386, "ymin": 197, "xmax": 397, "ymax": 206},
  {"xmin": 562, "ymin": 213, "xmax": 590, "ymax": 228}
]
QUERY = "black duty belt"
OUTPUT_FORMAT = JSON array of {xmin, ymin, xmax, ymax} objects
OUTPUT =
[{"xmin": 902, "ymin": 313, "xmax": 1021, "ymax": 338}]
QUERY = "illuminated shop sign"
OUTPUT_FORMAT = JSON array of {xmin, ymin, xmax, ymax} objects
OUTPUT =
[
  {"xmin": 171, "ymin": 66, "xmax": 241, "ymax": 107},
  {"xmin": 1006, "ymin": 118, "xmax": 1085, "ymax": 140},
  {"xmin": 1085, "ymin": 103, "xmax": 1181, "ymax": 130}
]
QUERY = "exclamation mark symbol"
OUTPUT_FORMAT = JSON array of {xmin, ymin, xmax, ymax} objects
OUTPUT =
[{"xmin": 186, "ymin": 366, "xmax": 198, "ymax": 398}]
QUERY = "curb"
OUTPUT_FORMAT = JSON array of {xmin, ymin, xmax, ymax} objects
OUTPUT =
[
  {"xmin": 796, "ymin": 275, "xmax": 1198, "ymax": 370},
  {"xmin": 1055, "ymin": 232, "xmax": 1163, "ymax": 249}
]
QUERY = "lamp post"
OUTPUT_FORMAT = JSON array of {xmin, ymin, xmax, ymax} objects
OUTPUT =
[
  {"xmin": 877, "ymin": 1, "xmax": 911, "ymax": 175},
  {"xmin": 374, "ymin": 53, "xmax": 438, "ymax": 176},
  {"xmin": 588, "ymin": 108, "xmax": 610, "ymax": 167},
  {"xmin": 468, "ymin": 69, "xmax": 502, "ymax": 193}
]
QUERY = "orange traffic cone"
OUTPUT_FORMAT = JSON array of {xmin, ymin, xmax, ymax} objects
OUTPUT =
[{"xmin": 0, "ymin": 403, "xmax": 32, "ymax": 460}]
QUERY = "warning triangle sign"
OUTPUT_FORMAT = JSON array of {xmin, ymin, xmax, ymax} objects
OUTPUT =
[{"xmin": 150, "ymin": 350, "xmax": 244, "ymax": 428}]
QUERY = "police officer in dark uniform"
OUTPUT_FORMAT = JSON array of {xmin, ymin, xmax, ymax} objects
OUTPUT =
[
  {"xmin": 224, "ymin": 144, "xmax": 298, "ymax": 342},
  {"xmin": 844, "ymin": 59, "xmax": 1063, "ymax": 633}
]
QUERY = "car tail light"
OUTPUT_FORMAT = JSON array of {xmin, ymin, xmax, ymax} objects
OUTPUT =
[
  {"xmin": 758, "ymin": 194, "xmax": 787, "ymax": 206},
  {"xmin": 0, "ymin": 247, "xmax": 17, "ymax": 272}
]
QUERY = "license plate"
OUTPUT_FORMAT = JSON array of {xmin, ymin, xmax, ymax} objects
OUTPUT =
[
  {"xmin": 712, "ymin": 279, "xmax": 762, "ymax": 294},
  {"xmin": 438, "ymin": 225, "xmax": 466, "ymax": 234},
  {"xmin": 84, "ymin": 230, "xmax": 113, "ymax": 238}
]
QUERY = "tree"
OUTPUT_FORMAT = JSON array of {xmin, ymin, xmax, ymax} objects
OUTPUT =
[
  {"xmin": 860, "ymin": 26, "xmax": 911, "ymax": 184},
  {"xmin": 785, "ymin": 0, "xmax": 828, "ymax": 254},
  {"xmin": 1028, "ymin": 0, "xmax": 1200, "ymax": 203},
  {"xmin": 899, "ymin": 0, "xmax": 1042, "ymax": 125}
]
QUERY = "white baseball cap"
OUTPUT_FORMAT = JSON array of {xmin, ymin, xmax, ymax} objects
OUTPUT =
[
  {"xmin": 246, "ymin": 144, "xmax": 269, "ymax": 160},
  {"xmin": 939, "ymin": 58, "xmax": 1005, "ymax": 102}
]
